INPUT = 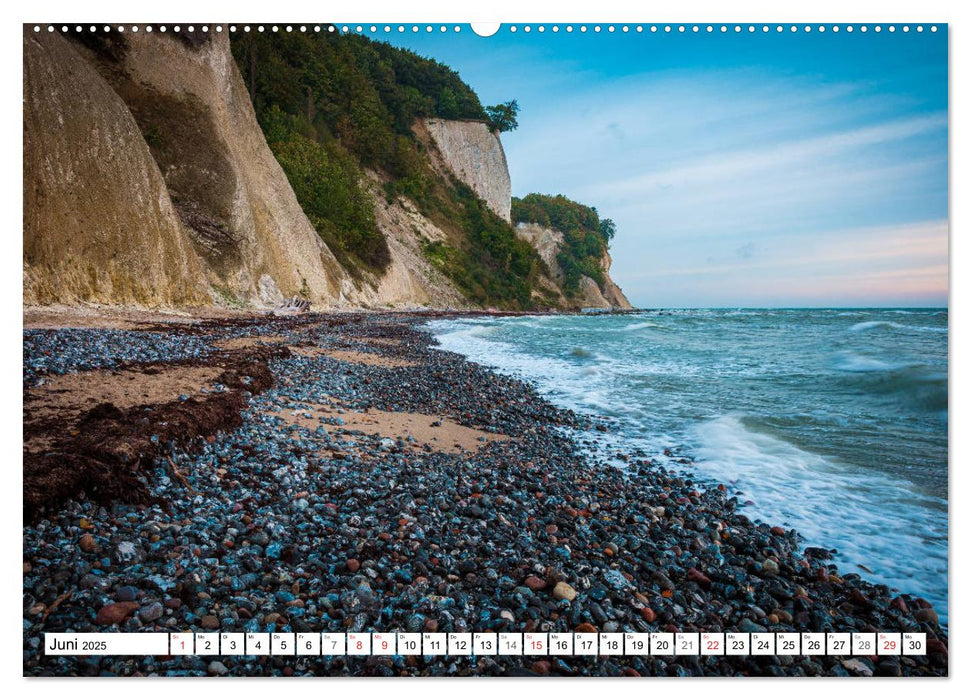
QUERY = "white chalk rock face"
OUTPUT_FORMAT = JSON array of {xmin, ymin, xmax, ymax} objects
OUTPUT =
[
  {"xmin": 422, "ymin": 118, "xmax": 512, "ymax": 222},
  {"xmin": 23, "ymin": 29, "xmax": 209, "ymax": 307},
  {"xmin": 515, "ymin": 223, "xmax": 633, "ymax": 310},
  {"xmin": 515, "ymin": 223, "xmax": 566, "ymax": 281},
  {"xmin": 117, "ymin": 31, "xmax": 353, "ymax": 308}
]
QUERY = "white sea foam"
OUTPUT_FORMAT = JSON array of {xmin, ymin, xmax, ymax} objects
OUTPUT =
[
  {"xmin": 689, "ymin": 416, "xmax": 947, "ymax": 615},
  {"xmin": 850, "ymin": 320, "xmax": 948, "ymax": 334},
  {"xmin": 430, "ymin": 318, "xmax": 615, "ymax": 412},
  {"xmin": 427, "ymin": 312, "xmax": 948, "ymax": 621},
  {"xmin": 850, "ymin": 320, "xmax": 902, "ymax": 332},
  {"xmin": 623, "ymin": 321, "xmax": 663, "ymax": 331},
  {"xmin": 832, "ymin": 352, "xmax": 897, "ymax": 372}
]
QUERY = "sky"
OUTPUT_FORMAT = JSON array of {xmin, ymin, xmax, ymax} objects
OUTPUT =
[{"xmin": 382, "ymin": 25, "xmax": 948, "ymax": 308}]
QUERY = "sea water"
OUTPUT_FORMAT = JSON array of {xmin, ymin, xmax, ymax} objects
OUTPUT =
[{"xmin": 428, "ymin": 309, "xmax": 948, "ymax": 621}]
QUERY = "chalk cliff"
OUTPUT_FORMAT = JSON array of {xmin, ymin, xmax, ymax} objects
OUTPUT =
[
  {"xmin": 23, "ymin": 30, "xmax": 209, "ymax": 307},
  {"xmin": 24, "ymin": 28, "xmax": 366, "ymax": 308},
  {"xmin": 516, "ymin": 223, "xmax": 632, "ymax": 310},
  {"xmin": 78, "ymin": 30, "xmax": 358, "ymax": 308},
  {"xmin": 598, "ymin": 251, "xmax": 633, "ymax": 310},
  {"xmin": 365, "ymin": 172, "xmax": 468, "ymax": 309},
  {"xmin": 422, "ymin": 118, "xmax": 512, "ymax": 222},
  {"xmin": 23, "ymin": 27, "xmax": 630, "ymax": 312}
]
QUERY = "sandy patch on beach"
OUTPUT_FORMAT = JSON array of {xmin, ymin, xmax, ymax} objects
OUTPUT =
[
  {"xmin": 23, "ymin": 305, "xmax": 249, "ymax": 330},
  {"xmin": 354, "ymin": 336, "xmax": 403, "ymax": 347},
  {"xmin": 24, "ymin": 308, "xmax": 173, "ymax": 331},
  {"xmin": 273, "ymin": 402, "xmax": 505, "ymax": 454},
  {"xmin": 214, "ymin": 335, "xmax": 289, "ymax": 350},
  {"xmin": 299, "ymin": 348, "xmax": 417, "ymax": 368},
  {"xmin": 24, "ymin": 365, "xmax": 223, "ymax": 449},
  {"xmin": 288, "ymin": 346, "xmax": 346, "ymax": 360}
]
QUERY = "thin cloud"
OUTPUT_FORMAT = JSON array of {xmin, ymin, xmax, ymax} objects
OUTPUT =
[
  {"xmin": 620, "ymin": 220, "xmax": 947, "ymax": 280},
  {"xmin": 585, "ymin": 113, "xmax": 946, "ymax": 198}
]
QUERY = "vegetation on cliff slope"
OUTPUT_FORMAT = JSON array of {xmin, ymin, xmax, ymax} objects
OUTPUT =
[
  {"xmin": 260, "ymin": 106, "xmax": 387, "ymax": 272},
  {"xmin": 232, "ymin": 30, "xmax": 542, "ymax": 308},
  {"xmin": 422, "ymin": 180, "xmax": 540, "ymax": 308},
  {"xmin": 512, "ymin": 194, "xmax": 617, "ymax": 298}
]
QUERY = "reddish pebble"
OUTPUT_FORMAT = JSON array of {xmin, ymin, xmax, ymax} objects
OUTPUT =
[
  {"xmin": 524, "ymin": 576, "xmax": 546, "ymax": 592},
  {"xmin": 686, "ymin": 567, "xmax": 711, "ymax": 587},
  {"xmin": 346, "ymin": 559, "xmax": 360, "ymax": 573},
  {"xmin": 95, "ymin": 602, "xmax": 139, "ymax": 626},
  {"xmin": 530, "ymin": 660, "xmax": 551, "ymax": 675},
  {"xmin": 640, "ymin": 607, "xmax": 656, "ymax": 623}
]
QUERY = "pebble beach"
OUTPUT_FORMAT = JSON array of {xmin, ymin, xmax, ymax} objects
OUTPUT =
[{"xmin": 22, "ymin": 311, "xmax": 949, "ymax": 677}]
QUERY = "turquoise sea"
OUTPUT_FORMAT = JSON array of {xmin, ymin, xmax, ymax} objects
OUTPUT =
[{"xmin": 428, "ymin": 309, "xmax": 948, "ymax": 621}]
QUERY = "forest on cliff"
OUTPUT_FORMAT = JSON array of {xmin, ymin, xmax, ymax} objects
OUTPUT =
[
  {"xmin": 232, "ymin": 31, "xmax": 620, "ymax": 309},
  {"xmin": 232, "ymin": 31, "xmax": 546, "ymax": 308}
]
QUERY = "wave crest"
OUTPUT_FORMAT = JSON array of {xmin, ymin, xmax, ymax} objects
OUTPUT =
[{"xmin": 850, "ymin": 320, "xmax": 947, "ymax": 334}]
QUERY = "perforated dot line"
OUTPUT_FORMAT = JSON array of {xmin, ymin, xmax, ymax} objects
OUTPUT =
[{"xmin": 31, "ymin": 24, "xmax": 940, "ymax": 35}]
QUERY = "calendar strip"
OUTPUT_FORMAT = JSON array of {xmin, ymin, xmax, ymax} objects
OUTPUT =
[{"xmin": 43, "ymin": 631, "xmax": 926, "ymax": 657}]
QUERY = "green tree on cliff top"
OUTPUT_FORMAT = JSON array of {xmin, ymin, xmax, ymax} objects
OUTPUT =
[{"xmin": 486, "ymin": 100, "xmax": 519, "ymax": 133}]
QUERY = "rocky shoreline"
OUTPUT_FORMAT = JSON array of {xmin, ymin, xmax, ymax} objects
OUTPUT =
[{"xmin": 23, "ymin": 312, "xmax": 948, "ymax": 677}]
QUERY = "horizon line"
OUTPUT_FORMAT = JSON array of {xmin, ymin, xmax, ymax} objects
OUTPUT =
[{"xmin": 626, "ymin": 305, "xmax": 949, "ymax": 310}]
